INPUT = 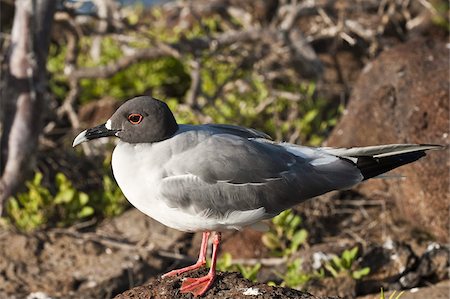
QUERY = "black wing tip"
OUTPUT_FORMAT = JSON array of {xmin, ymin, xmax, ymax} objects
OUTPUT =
[{"xmin": 358, "ymin": 150, "xmax": 428, "ymax": 181}]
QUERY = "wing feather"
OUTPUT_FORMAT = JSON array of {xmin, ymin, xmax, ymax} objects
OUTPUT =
[{"xmin": 159, "ymin": 132, "xmax": 363, "ymax": 217}]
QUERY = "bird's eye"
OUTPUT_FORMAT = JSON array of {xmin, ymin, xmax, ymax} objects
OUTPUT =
[{"xmin": 128, "ymin": 113, "xmax": 143, "ymax": 124}]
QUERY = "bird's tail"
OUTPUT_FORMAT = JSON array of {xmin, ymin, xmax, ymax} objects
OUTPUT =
[{"xmin": 321, "ymin": 144, "xmax": 444, "ymax": 180}]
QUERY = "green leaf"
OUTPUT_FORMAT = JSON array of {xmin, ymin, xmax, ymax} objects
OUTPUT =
[
  {"xmin": 262, "ymin": 232, "xmax": 280, "ymax": 250},
  {"xmin": 290, "ymin": 229, "xmax": 308, "ymax": 252},
  {"xmin": 236, "ymin": 263, "xmax": 261, "ymax": 282},
  {"xmin": 349, "ymin": 246, "xmax": 359, "ymax": 259},
  {"xmin": 352, "ymin": 267, "xmax": 370, "ymax": 280},
  {"xmin": 394, "ymin": 291, "xmax": 405, "ymax": 299},
  {"xmin": 324, "ymin": 263, "xmax": 339, "ymax": 278},
  {"xmin": 215, "ymin": 252, "xmax": 233, "ymax": 270},
  {"xmin": 54, "ymin": 189, "xmax": 75, "ymax": 204},
  {"xmin": 8, "ymin": 198, "xmax": 19, "ymax": 211},
  {"xmin": 273, "ymin": 210, "xmax": 289, "ymax": 226},
  {"xmin": 77, "ymin": 206, "xmax": 94, "ymax": 218},
  {"xmin": 387, "ymin": 290, "xmax": 405, "ymax": 299},
  {"xmin": 56, "ymin": 173, "xmax": 69, "ymax": 189},
  {"xmin": 33, "ymin": 172, "xmax": 43, "ymax": 185},
  {"xmin": 78, "ymin": 193, "xmax": 89, "ymax": 206},
  {"xmin": 332, "ymin": 255, "xmax": 343, "ymax": 270},
  {"xmin": 302, "ymin": 109, "xmax": 319, "ymax": 125},
  {"xmin": 342, "ymin": 246, "xmax": 359, "ymax": 269},
  {"xmin": 285, "ymin": 212, "xmax": 295, "ymax": 226}
]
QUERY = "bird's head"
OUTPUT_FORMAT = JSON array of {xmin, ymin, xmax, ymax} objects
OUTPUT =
[{"xmin": 73, "ymin": 96, "xmax": 178, "ymax": 147}]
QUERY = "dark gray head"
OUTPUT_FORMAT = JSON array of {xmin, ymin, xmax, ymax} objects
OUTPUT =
[{"xmin": 73, "ymin": 96, "xmax": 178, "ymax": 146}]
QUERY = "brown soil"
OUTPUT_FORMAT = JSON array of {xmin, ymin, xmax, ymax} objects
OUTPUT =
[
  {"xmin": 0, "ymin": 210, "xmax": 185, "ymax": 298},
  {"xmin": 3, "ymin": 187, "xmax": 448, "ymax": 298}
]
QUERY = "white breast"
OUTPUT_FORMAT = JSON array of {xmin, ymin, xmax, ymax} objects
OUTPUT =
[
  {"xmin": 112, "ymin": 142, "xmax": 166, "ymax": 222},
  {"xmin": 111, "ymin": 141, "xmax": 265, "ymax": 232}
]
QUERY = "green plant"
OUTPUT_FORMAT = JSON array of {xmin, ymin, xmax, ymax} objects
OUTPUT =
[
  {"xmin": 269, "ymin": 257, "xmax": 325, "ymax": 289},
  {"xmin": 48, "ymin": 36, "xmax": 191, "ymax": 104},
  {"xmin": 430, "ymin": 0, "xmax": 449, "ymax": 32},
  {"xmin": 324, "ymin": 246, "xmax": 370, "ymax": 280},
  {"xmin": 280, "ymin": 258, "xmax": 323, "ymax": 288},
  {"xmin": 48, "ymin": 8, "xmax": 341, "ymax": 147},
  {"xmin": 214, "ymin": 252, "xmax": 261, "ymax": 282},
  {"xmin": 91, "ymin": 175, "xmax": 127, "ymax": 217},
  {"xmin": 262, "ymin": 209, "xmax": 308, "ymax": 257},
  {"xmin": 7, "ymin": 172, "xmax": 93, "ymax": 230},
  {"xmin": 380, "ymin": 288, "xmax": 405, "ymax": 299},
  {"xmin": 53, "ymin": 173, "xmax": 95, "ymax": 226},
  {"xmin": 7, "ymin": 172, "xmax": 52, "ymax": 230},
  {"xmin": 6, "ymin": 172, "xmax": 126, "ymax": 231}
]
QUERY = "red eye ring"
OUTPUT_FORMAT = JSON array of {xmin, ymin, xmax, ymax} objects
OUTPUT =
[{"xmin": 128, "ymin": 113, "xmax": 143, "ymax": 124}]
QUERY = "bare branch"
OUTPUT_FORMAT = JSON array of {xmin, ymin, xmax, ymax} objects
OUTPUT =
[
  {"xmin": 70, "ymin": 28, "xmax": 264, "ymax": 80},
  {"xmin": 70, "ymin": 47, "xmax": 174, "ymax": 79},
  {"xmin": 0, "ymin": 0, "xmax": 56, "ymax": 214},
  {"xmin": 185, "ymin": 59, "xmax": 202, "ymax": 108}
]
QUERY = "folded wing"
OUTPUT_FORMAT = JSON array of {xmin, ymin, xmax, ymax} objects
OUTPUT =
[{"xmin": 160, "ymin": 132, "xmax": 362, "ymax": 218}]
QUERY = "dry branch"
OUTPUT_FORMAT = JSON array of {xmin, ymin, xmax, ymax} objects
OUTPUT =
[
  {"xmin": 0, "ymin": 0, "xmax": 56, "ymax": 215},
  {"xmin": 69, "ymin": 28, "xmax": 264, "ymax": 80}
]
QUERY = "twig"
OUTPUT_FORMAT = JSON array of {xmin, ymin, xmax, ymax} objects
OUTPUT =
[
  {"xmin": 48, "ymin": 228, "xmax": 145, "ymax": 251},
  {"xmin": 157, "ymin": 250, "xmax": 286, "ymax": 267},
  {"xmin": 157, "ymin": 250, "xmax": 196, "ymax": 263},
  {"xmin": 232, "ymin": 257, "xmax": 286, "ymax": 266},
  {"xmin": 70, "ymin": 47, "xmax": 175, "ymax": 79},
  {"xmin": 186, "ymin": 59, "xmax": 202, "ymax": 109},
  {"xmin": 69, "ymin": 27, "xmax": 263, "ymax": 80}
]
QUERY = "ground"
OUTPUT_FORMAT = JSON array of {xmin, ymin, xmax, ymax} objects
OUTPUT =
[{"xmin": 1, "ymin": 189, "xmax": 448, "ymax": 298}]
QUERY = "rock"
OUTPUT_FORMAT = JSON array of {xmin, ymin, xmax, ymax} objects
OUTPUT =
[
  {"xmin": 113, "ymin": 269, "xmax": 337, "ymax": 299},
  {"xmin": 399, "ymin": 244, "xmax": 449, "ymax": 287},
  {"xmin": 307, "ymin": 276, "xmax": 356, "ymax": 299},
  {"xmin": 360, "ymin": 242, "xmax": 418, "ymax": 282},
  {"xmin": 356, "ymin": 242, "xmax": 418, "ymax": 295},
  {"xmin": 400, "ymin": 280, "xmax": 450, "ymax": 299},
  {"xmin": 325, "ymin": 36, "xmax": 449, "ymax": 242},
  {"xmin": 356, "ymin": 242, "xmax": 449, "ymax": 295}
]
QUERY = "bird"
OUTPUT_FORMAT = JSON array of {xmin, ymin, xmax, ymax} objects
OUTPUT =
[{"xmin": 73, "ymin": 96, "xmax": 442, "ymax": 297}]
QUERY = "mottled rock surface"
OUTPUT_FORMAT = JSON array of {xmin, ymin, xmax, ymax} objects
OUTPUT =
[
  {"xmin": 326, "ymin": 36, "xmax": 449, "ymax": 242},
  {"xmin": 113, "ymin": 269, "xmax": 337, "ymax": 299}
]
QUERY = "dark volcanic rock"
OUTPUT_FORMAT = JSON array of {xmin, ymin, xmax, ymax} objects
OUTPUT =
[
  {"xmin": 326, "ymin": 37, "xmax": 449, "ymax": 242},
  {"xmin": 356, "ymin": 243, "xmax": 449, "ymax": 295},
  {"xmin": 114, "ymin": 269, "xmax": 337, "ymax": 299}
]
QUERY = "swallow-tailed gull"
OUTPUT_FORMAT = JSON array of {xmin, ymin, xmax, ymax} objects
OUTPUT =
[{"xmin": 73, "ymin": 96, "xmax": 442, "ymax": 296}]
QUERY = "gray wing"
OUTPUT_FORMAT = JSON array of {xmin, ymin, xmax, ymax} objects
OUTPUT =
[
  {"xmin": 203, "ymin": 124, "xmax": 273, "ymax": 140},
  {"xmin": 160, "ymin": 131, "xmax": 362, "ymax": 217}
]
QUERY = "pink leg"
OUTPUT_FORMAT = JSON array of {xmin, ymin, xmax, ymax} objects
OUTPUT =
[
  {"xmin": 162, "ymin": 232, "xmax": 211, "ymax": 278},
  {"xmin": 180, "ymin": 232, "xmax": 221, "ymax": 297}
]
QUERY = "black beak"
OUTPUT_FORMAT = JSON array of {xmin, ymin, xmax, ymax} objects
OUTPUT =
[{"xmin": 73, "ymin": 123, "xmax": 118, "ymax": 147}]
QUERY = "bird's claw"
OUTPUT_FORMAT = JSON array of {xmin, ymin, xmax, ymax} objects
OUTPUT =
[
  {"xmin": 162, "ymin": 261, "xmax": 206, "ymax": 278},
  {"xmin": 180, "ymin": 273, "xmax": 215, "ymax": 297}
]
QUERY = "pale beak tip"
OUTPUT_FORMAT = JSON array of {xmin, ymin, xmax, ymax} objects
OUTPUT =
[{"xmin": 73, "ymin": 130, "xmax": 87, "ymax": 147}]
